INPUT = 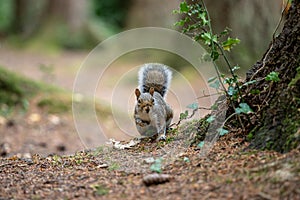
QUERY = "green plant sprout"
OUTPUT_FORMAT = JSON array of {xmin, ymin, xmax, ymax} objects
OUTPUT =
[{"xmin": 173, "ymin": 0, "xmax": 258, "ymax": 134}]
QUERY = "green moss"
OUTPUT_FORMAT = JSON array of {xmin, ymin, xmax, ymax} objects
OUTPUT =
[
  {"xmin": 0, "ymin": 66, "xmax": 39, "ymax": 106},
  {"xmin": 0, "ymin": 66, "xmax": 62, "ymax": 117},
  {"xmin": 265, "ymin": 141, "xmax": 274, "ymax": 150},
  {"xmin": 183, "ymin": 115, "xmax": 210, "ymax": 147},
  {"xmin": 247, "ymin": 132, "xmax": 253, "ymax": 141},
  {"xmin": 38, "ymin": 96, "xmax": 71, "ymax": 114},
  {"xmin": 288, "ymin": 66, "xmax": 300, "ymax": 87}
]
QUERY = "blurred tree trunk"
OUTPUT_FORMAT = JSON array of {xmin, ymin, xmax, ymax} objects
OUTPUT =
[
  {"xmin": 197, "ymin": 0, "xmax": 283, "ymax": 72},
  {"xmin": 45, "ymin": 0, "xmax": 87, "ymax": 32},
  {"xmin": 10, "ymin": 0, "xmax": 89, "ymax": 47},
  {"xmin": 126, "ymin": 0, "xmax": 178, "ymax": 28},
  {"xmin": 242, "ymin": 0, "xmax": 300, "ymax": 152},
  {"xmin": 11, "ymin": 0, "xmax": 26, "ymax": 33}
]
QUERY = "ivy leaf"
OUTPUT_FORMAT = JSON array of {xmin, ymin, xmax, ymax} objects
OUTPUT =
[
  {"xmin": 218, "ymin": 128, "xmax": 229, "ymax": 136},
  {"xmin": 187, "ymin": 102, "xmax": 198, "ymax": 110},
  {"xmin": 208, "ymin": 76, "xmax": 217, "ymax": 83},
  {"xmin": 180, "ymin": 110, "xmax": 189, "ymax": 120},
  {"xmin": 220, "ymin": 27, "xmax": 231, "ymax": 36},
  {"xmin": 183, "ymin": 157, "xmax": 190, "ymax": 162},
  {"xmin": 235, "ymin": 103, "xmax": 253, "ymax": 114},
  {"xmin": 240, "ymin": 80, "xmax": 257, "ymax": 88},
  {"xmin": 265, "ymin": 71, "xmax": 280, "ymax": 82},
  {"xmin": 227, "ymin": 86, "xmax": 237, "ymax": 96},
  {"xmin": 222, "ymin": 37, "xmax": 240, "ymax": 51},
  {"xmin": 201, "ymin": 32, "xmax": 217, "ymax": 46},
  {"xmin": 206, "ymin": 115, "xmax": 215, "ymax": 123},
  {"xmin": 174, "ymin": 19, "xmax": 185, "ymax": 26},
  {"xmin": 179, "ymin": 1, "xmax": 189, "ymax": 13},
  {"xmin": 150, "ymin": 158, "xmax": 163, "ymax": 173},
  {"xmin": 197, "ymin": 141, "xmax": 205, "ymax": 148},
  {"xmin": 232, "ymin": 65, "xmax": 240, "ymax": 72},
  {"xmin": 209, "ymin": 80, "xmax": 220, "ymax": 89},
  {"xmin": 211, "ymin": 51, "xmax": 219, "ymax": 61},
  {"xmin": 198, "ymin": 12, "xmax": 208, "ymax": 25}
]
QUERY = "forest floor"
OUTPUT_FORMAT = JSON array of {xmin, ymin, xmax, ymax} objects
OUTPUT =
[
  {"xmin": 0, "ymin": 48, "xmax": 299, "ymax": 199},
  {"xmin": 1, "ymin": 130, "xmax": 299, "ymax": 199}
]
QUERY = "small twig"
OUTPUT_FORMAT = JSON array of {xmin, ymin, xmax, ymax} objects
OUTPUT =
[
  {"xmin": 170, "ymin": 106, "xmax": 212, "ymax": 127},
  {"xmin": 197, "ymin": 91, "xmax": 221, "ymax": 99},
  {"xmin": 0, "ymin": 161, "xmax": 24, "ymax": 168},
  {"xmin": 261, "ymin": 82, "xmax": 273, "ymax": 106}
]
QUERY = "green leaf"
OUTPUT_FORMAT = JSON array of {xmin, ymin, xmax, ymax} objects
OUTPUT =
[
  {"xmin": 150, "ymin": 158, "xmax": 163, "ymax": 173},
  {"xmin": 222, "ymin": 37, "xmax": 240, "ymax": 51},
  {"xmin": 180, "ymin": 110, "xmax": 189, "ymax": 120},
  {"xmin": 179, "ymin": 1, "xmax": 189, "ymax": 13},
  {"xmin": 206, "ymin": 115, "xmax": 215, "ymax": 123},
  {"xmin": 250, "ymin": 89, "xmax": 260, "ymax": 95},
  {"xmin": 232, "ymin": 65, "xmax": 240, "ymax": 72},
  {"xmin": 208, "ymin": 76, "xmax": 217, "ymax": 83},
  {"xmin": 209, "ymin": 80, "xmax": 220, "ymax": 89},
  {"xmin": 235, "ymin": 103, "xmax": 253, "ymax": 114},
  {"xmin": 201, "ymin": 32, "xmax": 217, "ymax": 45},
  {"xmin": 265, "ymin": 71, "xmax": 280, "ymax": 82},
  {"xmin": 210, "ymin": 103, "xmax": 218, "ymax": 110},
  {"xmin": 240, "ymin": 80, "xmax": 257, "ymax": 88},
  {"xmin": 183, "ymin": 157, "xmax": 190, "ymax": 162},
  {"xmin": 220, "ymin": 27, "xmax": 231, "ymax": 36},
  {"xmin": 227, "ymin": 86, "xmax": 237, "ymax": 96},
  {"xmin": 211, "ymin": 50, "xmax": 219, "ymax": 61},
  {"xmin": 197, "ymin": 141, "xmax": 205, "ymax": 148},
  {"xmin": 187, "ymin": 102, "xmax": 198, "ymax": 110},
  {"xmin": 174, "ymin": 20, "xmax": 185, "ymax": 26},
  {"xmin": 198, "ymin": 12, "xmax": 208, "ymax": 25},
  {"xmin": 218, "ymin": 128, "xmax": 229, "ymax": 136}
]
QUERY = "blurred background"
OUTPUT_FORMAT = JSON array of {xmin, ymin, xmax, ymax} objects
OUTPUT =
[
  {"xmin": 0, "ymin": 0, "xmax": 284, "ymax": 68},
  {"xmin": 0, "ymin": 0, "xmax": 287, "ymax": 155}
]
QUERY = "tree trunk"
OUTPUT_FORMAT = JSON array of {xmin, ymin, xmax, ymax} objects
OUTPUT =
[
  {"xmin": 11, "ymin": 0, "xmax": 26, "ymax": 34},
  {"xmin": 243, "ymin": 0, "xmax": 300, "ymax": 152}
]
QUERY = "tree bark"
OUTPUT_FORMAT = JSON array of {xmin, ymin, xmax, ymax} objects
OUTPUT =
[{"xmin": 243, "ymin": 0, "xmax": 300, "ymax": 152}]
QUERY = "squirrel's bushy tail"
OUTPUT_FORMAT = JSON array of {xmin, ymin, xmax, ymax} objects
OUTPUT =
[{"xmin": 138, "ymin": 63, "xmax": 172, "ymax": 97}]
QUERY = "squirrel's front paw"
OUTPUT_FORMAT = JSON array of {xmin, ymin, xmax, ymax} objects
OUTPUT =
[
  {"xmin": 156, "ymin": 134, "xmax": 166, "ymax": 141},
  {"xmin": 136, "ymin": 119, "xmax": 146, "ymax": 127}
]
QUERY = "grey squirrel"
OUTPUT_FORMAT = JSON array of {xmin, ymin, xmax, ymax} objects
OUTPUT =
[{"xmin": 134, "ymin": 63, "xmax": 173, "ymax": 140}]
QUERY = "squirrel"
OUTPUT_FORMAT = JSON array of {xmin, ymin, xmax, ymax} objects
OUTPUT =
[{"xmin": 134, "ymin": 63, "xmax": 173, "ymax": 141}]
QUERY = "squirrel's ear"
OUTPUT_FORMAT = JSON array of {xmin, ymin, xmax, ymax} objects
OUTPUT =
[
  {"xmin": 135, "ymin": 88, "xmax": 141, "ymax": 99},
  {"xmin": 149, "ymin": 87, "xmax": 155, "ymax": 96}
]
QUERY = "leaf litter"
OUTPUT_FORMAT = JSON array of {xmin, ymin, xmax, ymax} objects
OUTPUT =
[{"xmin": 0, "ymin": 128, "xmax": 299, "ymax": 199}]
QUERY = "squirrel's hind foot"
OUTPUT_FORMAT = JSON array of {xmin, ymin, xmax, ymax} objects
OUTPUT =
[{"xmin": 156, "ymin": 134, "xmax": 166, "ymax": 141}]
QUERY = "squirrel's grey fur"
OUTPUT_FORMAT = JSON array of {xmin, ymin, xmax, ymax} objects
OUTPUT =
[
  {"xmin": 138, "ymin": 63, "xmax": 172, "ymax": 98},
  {"xmin": 134, "ymin": 63, "xmax": 173, "ymax": 140}
]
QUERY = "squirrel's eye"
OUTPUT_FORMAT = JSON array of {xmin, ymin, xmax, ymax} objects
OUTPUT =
[{"xmin": 138, "ymin": 99, "xmax": 142, "ymax": 104}]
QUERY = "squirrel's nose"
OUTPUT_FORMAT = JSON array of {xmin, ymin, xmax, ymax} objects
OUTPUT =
[{"xmin": 145, "ymin": 107, "xmax": 150, "ymax": 113}]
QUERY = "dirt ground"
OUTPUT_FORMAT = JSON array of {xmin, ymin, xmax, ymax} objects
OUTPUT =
[
  {"xmin": 0, "ymin": 132, "xmax": 299, "ymax": 199},
  {"xmin": 0, "ymin": 47, "xmax": 299, "ymax": 199}
]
